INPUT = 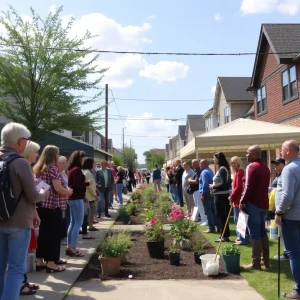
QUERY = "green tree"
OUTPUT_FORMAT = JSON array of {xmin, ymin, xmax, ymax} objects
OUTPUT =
[
  {"xmin": 123, "ymin": 146, "xmax": 137, "ymax": 169},
  {"xmin": 143, "ymin": 149, "xmax": 165, "ymax": 170},
  {"xmin": 0, "ymin": 6, "xmax": 107, "ymax": 139},
  {"xmin": 112, "ymin": 153, "xmax": 123, "ymax": 167}
]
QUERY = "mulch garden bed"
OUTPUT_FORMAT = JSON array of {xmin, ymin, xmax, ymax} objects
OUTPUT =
[{"xmin": 79, "ymin": 231, "xmax": 242, "ymax": 281}]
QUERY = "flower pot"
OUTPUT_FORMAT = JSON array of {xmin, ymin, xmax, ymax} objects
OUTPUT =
[
  {"xmin": 194, "ymin": 251, "xmax": 205, "ymax": 264},
  {"xmin": 222, "ymin": 254, "xmax": 240, "ymax": 274},
  {"xmin": 169, "ymin": 252, "xmax": 180, "ymax": 266},
  {"xmin": 99, "ymin": 256, "xmax": 121, "ymax": 276},
  {"xmin": 146, "ymin": 240, "xmax": 165, "ymax": 259},
  {"xmin": 179, "ymin": 240, "xmax": 192, "ymax": 250},
  {"xmin": 122, "ymin": 215, "xmax": 130, "ymax": 224}
]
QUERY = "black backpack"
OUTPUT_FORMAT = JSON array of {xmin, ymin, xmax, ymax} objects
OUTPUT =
[{"xmin": 0, "ymin": 154, "xmax": 22, "ymax": 221}]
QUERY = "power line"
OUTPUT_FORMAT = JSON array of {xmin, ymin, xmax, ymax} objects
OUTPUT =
[
  {"xmin": 109, "ymin": 89, "xmax": 125, "ymax": 127},
  {"xmin": 0, "ymin": 43, "xmax": 299, "ymax": 57}
]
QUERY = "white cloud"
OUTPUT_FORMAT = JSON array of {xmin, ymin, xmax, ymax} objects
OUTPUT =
[
  {"xmin": 125, "ymin": 112, "xmax": 178, "ymax": 138},
  {"xmin": 139, "ymin": 61, "xmax": 189, "ymax": 83},
  {"xmin": 214, "ymin": 12, "xmax": 223, "ymax": 21},
  {"xmin": 211, "ymin": 85, "xmax": 216, "ymax": 94},
  {"xmin": 147, "ymin": 15, "xmax": 156, "ymax": 20},
  {"xmin": 65, "ymin": 13, "xmax": 153, "ymax": 88},
  {"xmin": 240, "ymin": 0, "xmax": 300, "ymax": 15},
  {"xmin": 48, "ymin": 5, "xmax": 57, "ymax": 14}
]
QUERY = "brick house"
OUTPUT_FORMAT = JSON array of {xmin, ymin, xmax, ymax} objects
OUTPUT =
[{"xmin": 247, "ymin": 24, "xmax": 300, "ymax": 126}]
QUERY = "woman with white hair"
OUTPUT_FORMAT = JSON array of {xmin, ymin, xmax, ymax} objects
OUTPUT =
[
  {"xmin": 20, "ymin": 141, "xmax": 41, "ymax": 295},
  {"xmin": 0, "ymin": 122, "xmax": 49, "ymax": 300}
]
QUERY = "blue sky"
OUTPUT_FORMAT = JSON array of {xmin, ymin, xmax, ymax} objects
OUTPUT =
[{"xmin": 1, "ymin": 0, "xmax": 299, "ymax": 163}]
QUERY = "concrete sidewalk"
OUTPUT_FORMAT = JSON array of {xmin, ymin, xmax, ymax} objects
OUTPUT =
[
  {"xmin": 25, "ymin": 194, "xmax": 130, "ymax": 300},
  {"xmin": 67, "ymin": 279, "xmax": 264, "ymax": 300}
]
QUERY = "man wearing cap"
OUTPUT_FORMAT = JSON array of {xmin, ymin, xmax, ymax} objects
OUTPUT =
[
  {"xmin": 271, "ymin": 158, "xmax": 286, "ymax": 188},
  {"xmin": 271, "ymin": 158, "xmax": 288, "ymax": 261}
]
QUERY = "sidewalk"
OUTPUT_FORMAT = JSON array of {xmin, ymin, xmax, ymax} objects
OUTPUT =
[
  {"xmin": 67, "ymin": 279, "xmax": 264, "ymax": 300},
  {"xmin": 25, "ymin": 194, "xmax": 130, "ymax": 300}
]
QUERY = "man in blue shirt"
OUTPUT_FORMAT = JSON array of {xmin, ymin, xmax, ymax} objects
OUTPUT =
[
  {"xmin": 275, "ymin": 140, "xmax": 300, "ymax": 299},
  {"xmin": 199, "ymin": 159, "xmax": 217, "ymax": 233},
  {"xmin": 152, "ymin": 164, "xmax": 162, "ymax": 192}
]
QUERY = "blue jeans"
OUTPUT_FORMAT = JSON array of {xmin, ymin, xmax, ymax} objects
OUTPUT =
[
  {"xmin": 0, "ymin": 227, "xmax": 30, "ymax": 300},
  {"xmin": 282, "ymin": 219, "xmax": 300, "ymax": 295},
  {"xmin": 202, "ymin": 193, "xmax": 217, "ymax": 231},
  {"xmin": 117, "ymin": 183, "xmax": 123, "ymax": 205},
  {"xmin": 233, "ymin": 207, "xmax": 249, "ymax": 244},
  {"xmin": 177, "ymin": 185, "xmax": 184, "ymax": 207},
  {"xmin": 246, "ymin": 202, "xmax": 267, "ymax": 241},
  {"xmin": 97, "ymin": 192, "xmax": 104, "ymax": 215},
  {"xmin": 67, "ymin": 199, "xmax": 84, "ymax": 248},
  {"xmin": 170, "ymin": 185, "xmax": 179, "ymax": 204}
]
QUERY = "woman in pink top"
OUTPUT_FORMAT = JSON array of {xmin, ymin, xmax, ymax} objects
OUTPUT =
[{"xmin": 229, "ymin": 156, "xmax": 249, "ymax": 245}]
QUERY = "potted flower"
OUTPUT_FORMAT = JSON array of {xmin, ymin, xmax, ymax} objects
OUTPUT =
[
  {"xmin": 144, "ymin": 218, "xmax": 165, "ymax": 258},
  {"xmin": 221, "ymin": 244, "xmax": 241, "ymax": 274},
  {"xmin": 193, "ymin": 240, "xmax": 205, "ymax": 264},
  {"xmin": 131, "ymin": 190, "xmax": 142, "ymax": 201},
  {"xmin": 169, "ymin": 205, "xmax": 197, "ymax": 250},
  {"xmin": 168, "ymin": 245, "xmax": 180, "ymax": 266},
  {"xmin": 118, "ymin": 206, "xmax": 130, "ymax": 224},
  {"xmin": 127, "ymin": 203, "xmax": 137, "ymax": 216},
  {"xmin": 98, "ymin": 234, "xmax": 129, "ymax": 276}
]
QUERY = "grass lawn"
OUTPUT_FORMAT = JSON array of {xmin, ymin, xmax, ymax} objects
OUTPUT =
[{"xmin": 201, "ymin": 219, "xmax": 294, "ymax": 300}]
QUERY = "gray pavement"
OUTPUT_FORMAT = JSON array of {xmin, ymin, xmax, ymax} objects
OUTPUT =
[{"xmin": 67, "ymin": 279, "xmax": 264, "ymax": 300}]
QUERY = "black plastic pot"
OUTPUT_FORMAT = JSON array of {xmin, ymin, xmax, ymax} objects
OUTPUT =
[
  {"xmin": 194, "ymin": 251, "xmax": 205, "ymax": 264},
  {"xmin": 169, "ymin": 252, "xmax": 180, "ymax": 266},
  {"xmin": 146, "ymin": 240, "xmax": 165, "ymax": 259},
  {"xmin": 122, "ymin": 215, "xmax": 130, "ymax": 224}
]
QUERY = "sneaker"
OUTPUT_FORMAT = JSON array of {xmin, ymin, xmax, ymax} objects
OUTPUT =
[
  {"xmin": 200, "ymin": 222, "xmax": 208, "ymax": 226},
  {"xmin": 215, "ymin": 237, "xmax": 230, "ymax": 243},
  {"xmin": 274, "ymin": 254, "xmax": 289, "ymax": 261}
]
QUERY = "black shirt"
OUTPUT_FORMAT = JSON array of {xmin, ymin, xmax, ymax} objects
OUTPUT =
[
  {"xmin": 116, "ymin": 171, "xmax": 124, "ymax": 184},
  {"xmin": 174, "ymin": 165, "xmax": 184, "ymax": 185}
]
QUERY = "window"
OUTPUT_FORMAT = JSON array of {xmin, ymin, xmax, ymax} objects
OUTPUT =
[
  {"xmin": 224, "ymin": 106, "xmax": 230, "ymax": 124},
  {"xmin": 217, "ymin": 113, "xmax": 220, "ymax": 127},
  {"xmin": 205, "ymin": 117, "xmax": 212, "ymax": 131},
  {"xmin": 282, "ymin": 66, "xmax": 297, "ymax": 102},
  {"xmin": 256, "ymin": 85, "xmax": 267, "ymax": 114}
]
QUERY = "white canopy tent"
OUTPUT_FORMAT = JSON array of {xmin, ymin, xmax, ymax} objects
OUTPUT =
[{"xmin": 180, "ymin": 118, "xmax": 300, "ymax": 159}]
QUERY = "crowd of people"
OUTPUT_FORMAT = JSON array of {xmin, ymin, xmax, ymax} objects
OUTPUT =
[
  {"xmin": 1, "ymin": 121, "xmax": 300, "ymax": 299},
  {"xmin": 0, "ymin": 122, "xmax": 141, "ymax": 300}
]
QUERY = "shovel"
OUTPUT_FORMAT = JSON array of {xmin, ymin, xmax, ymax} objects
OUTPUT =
[
  {"xmin": 214, "ymin": 204, "xmax": 233, "ymax": 263},
  {"xmin": 278, "ymin": 225, "xmax": 281, "ymax": 299}
]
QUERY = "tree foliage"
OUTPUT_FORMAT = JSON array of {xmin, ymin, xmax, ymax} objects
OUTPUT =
[
  {"xmin": 123, "ymin": 146, "xmax": 137, "ymax": 169},
  {"xmin": 112, "ymin": 153, "xmax": 123, "ymax": 167},
  {"xmin": 0, "ymin": 6, "xmax": 107, "ymax": 139},
  {"xmin": 143, "ymin": 149, "xmax": 165, "ymax": 170}
]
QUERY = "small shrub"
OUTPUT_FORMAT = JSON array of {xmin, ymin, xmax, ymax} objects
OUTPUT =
[
  {"xmin": 192, "ymin": 240, "xmax": 204, "ymax": 253},
  {"xmin": 100, "ymin": 234, "xmax": 130, "ymax": 258},
  {"xmin": 168, "ymin": 244, "xmax": 180, "ymax": 253},
  {"xmin": 118, "ymin": 206, "xmax": 130, "ymax": 218},
  {"xmin": 144, "ymin": 218, "xmax": 165, "ymax": 242},
  {"xmin": 221, "ymin": 244, "xmax": 240, "ymax": 256},
  {"xmin": 127, "ymin": 203, "xmax": 137, "ymax": 216},
  {"xmin": 142, "ymin": 209, "xmax": 156, "ymax": 222},
  {"xmin": 159, "ymin": 201, "xmax": 172, "ymax": 216}
]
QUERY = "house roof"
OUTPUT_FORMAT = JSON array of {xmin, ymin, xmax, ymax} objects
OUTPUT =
[
  {"xmin": 248, "ymin": 24, "xmax": 300, "ymax": 90},
  {"xmin": 244, "ymin": 105, "xmax": 254, "ymax": 117},
  {"xmin": 218, "ymin": 77, "xmax": 253, "ymax": 101},
  {"xmin": 178, "ymin": 125, "xmax": 186, "ymax": 140},
  {"xmin": 203, "ymin": 107, "xmax": 213, "ymax": 118},
  {"xmin": 186, "ymin": 115, "xmax": 205, "ymax": 132},
  {"xmin": 180, "ymin": 118, "xmax": 300, "ymax": 158}
]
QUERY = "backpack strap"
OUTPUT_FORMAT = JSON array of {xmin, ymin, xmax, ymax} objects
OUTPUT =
[{"xmin": 1, "ymin": 154, "xmax": 21, "ymax": 164}]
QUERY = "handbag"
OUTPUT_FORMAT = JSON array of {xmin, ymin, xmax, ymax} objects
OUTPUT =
[{"xmin": 122, "ymin": 186, "xmax": 128, "ymax": 194}]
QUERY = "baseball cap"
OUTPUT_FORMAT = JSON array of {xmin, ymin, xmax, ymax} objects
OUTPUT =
[{"xmin": 271, "ymin": 158, "xmax": 285, "ymax": 165}]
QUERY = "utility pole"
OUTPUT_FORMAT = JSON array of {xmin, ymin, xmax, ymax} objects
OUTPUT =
[{"xmin": 105, "ymin": 84, "xmax": 108, "ymax": 159}]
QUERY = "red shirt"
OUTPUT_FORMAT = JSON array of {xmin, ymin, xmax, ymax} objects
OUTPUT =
[
  {"xmin": 110, "ymin": 168, "xmax": 117, "ymax": 178},
  {"xmin": 231, "ymin": 169, "xmax": 245, "ymax": 207},
  {"xmin": 240, "ymin": 160, "xmax": 270, "ymax": 210}
]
